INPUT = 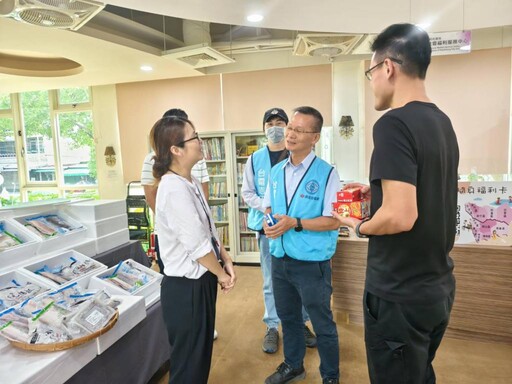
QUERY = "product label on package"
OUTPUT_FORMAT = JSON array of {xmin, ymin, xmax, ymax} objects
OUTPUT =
[
  {"xmin": 333, "ymin": 200, "xmax": 370, "ymax": 220},
  {"xmin": 85, "ymin": 309, "xmax": 103, "ymax": 326},
  {"xmin": 337, "ymin": 188, "xmax": 362, "ymax": 202}
]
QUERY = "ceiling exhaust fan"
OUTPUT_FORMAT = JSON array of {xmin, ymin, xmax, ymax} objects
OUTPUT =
[{"xmin": 0, "ymin": 0, "xmax": 105, "ymax": 31}]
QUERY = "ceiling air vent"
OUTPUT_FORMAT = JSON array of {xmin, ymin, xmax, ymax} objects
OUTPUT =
[
  {"xmin": 293, "ymin": 34, "xmax": 364, "ymax": 58},
  {"xmin": 350, "ymin": 34, "xmax": 376, "ymax": 55},
  {"xmin": 162, "ymin": 44, "xmax": 235, "ymax": 69},
  {"xmin": 0, "ymin": 0, "xmax": 105, "ymax": 31}
]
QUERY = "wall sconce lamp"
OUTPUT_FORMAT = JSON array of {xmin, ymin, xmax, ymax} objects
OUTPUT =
[
  {"xmin": 338, "ymin": 115, "xmax": 355, "ymax": 140},
  {"xmin": 104, "ymin": 146, "xmax": 116, "ymax": 167}
]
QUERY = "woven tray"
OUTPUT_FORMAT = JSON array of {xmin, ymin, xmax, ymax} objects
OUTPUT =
[{"xmin": 7, "ymin": 310, "xmax": 119, "ymax": 352}]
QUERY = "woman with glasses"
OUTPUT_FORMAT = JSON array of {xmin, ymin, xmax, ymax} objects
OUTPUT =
[{"xmin": 150, "ymin": 116, "xmax": 236, "ymax": 384}]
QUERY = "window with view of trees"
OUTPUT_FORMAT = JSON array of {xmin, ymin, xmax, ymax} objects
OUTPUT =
[{"xmin": 0, "ymin": 88, "xmax": 98, "ymax": 206}]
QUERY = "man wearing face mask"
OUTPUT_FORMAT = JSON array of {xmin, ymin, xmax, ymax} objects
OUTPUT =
[{"xmin": 242, "ymin": 108, "xmax": 317, "ymax": 354}]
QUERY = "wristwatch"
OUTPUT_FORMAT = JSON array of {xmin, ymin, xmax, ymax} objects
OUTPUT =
[
  {"xmin": 294, "ymin": 218, "xmax": 303, "ymax": 232},
  {"xmin": 355, "ymin": 219, "xmax": 370, "ymax": 238}
]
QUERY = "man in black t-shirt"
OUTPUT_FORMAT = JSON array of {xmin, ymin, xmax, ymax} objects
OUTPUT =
[{"xmin": 333, "ymin": 23, "xmax": 459, "ymax": 384}]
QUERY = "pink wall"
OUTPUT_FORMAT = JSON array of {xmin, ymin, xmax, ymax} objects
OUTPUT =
[
  {"xmin": 116, "ymin": 65, "xmax": 332, "ymax": 183},
  {"xmin": 365, "ymin": 48, "xmax": 512, "ymax": 175},
  {"xmin": 117, "ymin": 49, "xmax": 511, "ymax": 184},
  {"xmin": 222, "ymin": 65, "xmax": 332, "ymax": 131},
  {"xmin": 116, "ymin": 75, "xmax": 223, "ymax": 183}
]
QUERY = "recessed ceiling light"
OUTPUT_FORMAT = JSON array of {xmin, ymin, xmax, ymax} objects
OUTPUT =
[
  {"xmin": 140, "ymin": 65, "xmax": 153, "ymax": 72},
  {"xmin": 247, "ymin": 14, "xmax": 263, "ymax": 22}
]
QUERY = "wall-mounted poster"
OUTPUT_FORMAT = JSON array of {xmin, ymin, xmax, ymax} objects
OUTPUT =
[{"xmin": 456, "ymin": 181, "xmax": 512, "ymax": 245}]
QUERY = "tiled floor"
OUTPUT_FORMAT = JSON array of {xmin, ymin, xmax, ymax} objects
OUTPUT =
[{"xmin": 156, "ymin": 265, "xmax": 512, "ymax": 383}]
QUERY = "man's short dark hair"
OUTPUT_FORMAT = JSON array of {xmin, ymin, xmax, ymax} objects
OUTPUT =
[
  {"xmin": 293, "ymin": 106, "xmax": 323, "ymax": 132},
  {"xmin": 371, "ymin": 23, "xmax": 431, "ymax": 80},
  {"xmin": 162, "ymin": 108, "xmax": 188, "ymax": 119}
]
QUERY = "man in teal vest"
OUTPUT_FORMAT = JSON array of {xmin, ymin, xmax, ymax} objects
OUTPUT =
[
  {"xmin": 263, "ymin": 106, "xmax": 341, "ymax": 384},
  {"xmin": 242, "ymin": 108, "xmax": 317, "ymax": 354}
]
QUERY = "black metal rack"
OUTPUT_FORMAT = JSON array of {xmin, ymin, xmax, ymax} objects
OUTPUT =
[{"xmin": 126, "ymin": 181, "xmax": 150, "ymax": 244}]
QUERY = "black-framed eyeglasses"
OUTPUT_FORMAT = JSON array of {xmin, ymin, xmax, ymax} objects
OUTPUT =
[
  {"xmin": 365, "ymin": 57, "xmax": 403, "ymax": 80},
  {"xmin": 177, "ymin": 133, "xmax": 200, "ymax": 146},
  {"xmin": 286, "ymin": 126, "xmax": 318, "ymax": 135}
]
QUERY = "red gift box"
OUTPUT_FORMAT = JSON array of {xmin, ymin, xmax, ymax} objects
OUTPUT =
[
  {"xmin": 332, "ymin": 199, "xmax": 370, "ymax": 220},
  {"xmin": 337, "ymin": 187, "xmax": 363, "ymax": 202}
]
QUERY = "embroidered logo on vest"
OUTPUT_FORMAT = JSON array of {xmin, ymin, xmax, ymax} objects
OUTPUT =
[
  {"xmin": 305, "ymin": 180, "xmax": 319, "ymax": 194},
  {"xmin": 300, "ymin": 180, "xmax": 320, "ymax": 201}
]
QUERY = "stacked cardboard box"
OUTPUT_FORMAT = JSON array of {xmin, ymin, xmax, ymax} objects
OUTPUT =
[{"xmin": 332, "ymin": 187, "xmax": 370, "ymax": 220}]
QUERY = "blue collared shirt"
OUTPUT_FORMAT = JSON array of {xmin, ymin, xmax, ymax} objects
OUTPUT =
[{"xmin": 263, "ymin": 151, "xmax": 340, "ymax": 216}]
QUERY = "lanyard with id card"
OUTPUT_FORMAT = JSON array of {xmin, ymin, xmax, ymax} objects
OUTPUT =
[
  {"xmin": 169, "ymin": 170, "xmax": 222, "ymax": 262},
  {"xmin": 194, "ymin": 185, "xmax": 222, "ymax": 262}
]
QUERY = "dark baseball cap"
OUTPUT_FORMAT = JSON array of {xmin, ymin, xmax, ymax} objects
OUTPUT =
[{"xmin": 263, "ymin": 108, "xmax": 288, "ymax": 127}]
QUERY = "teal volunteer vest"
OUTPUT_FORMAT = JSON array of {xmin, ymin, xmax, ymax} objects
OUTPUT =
[
  {"xmin": 269, "ymin": 156, "xmax": 337, "ymax": 261},
  {"xmin": 247, "ymin": 147, "xmax": 272, "ymax": 231}
]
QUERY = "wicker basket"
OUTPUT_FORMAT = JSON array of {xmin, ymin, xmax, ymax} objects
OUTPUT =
[{"xmin": 7, "ymin": 310, "xmax": 119, "ymax": 352}]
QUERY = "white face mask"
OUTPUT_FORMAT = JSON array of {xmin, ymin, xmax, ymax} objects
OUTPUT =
[{"xmin": 265, "ymin": 126, "xmax": 285, "ymax": 144}]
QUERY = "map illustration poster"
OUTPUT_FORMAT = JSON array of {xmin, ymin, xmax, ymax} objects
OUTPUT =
[{"xmin": 456, "ymin": 182, "xmax": 512, "ymax": 245}]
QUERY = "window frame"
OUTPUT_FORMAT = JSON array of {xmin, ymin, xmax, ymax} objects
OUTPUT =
[{"xmin": 0, "ymin": 88, "xmax": 98, "ymax": 204}]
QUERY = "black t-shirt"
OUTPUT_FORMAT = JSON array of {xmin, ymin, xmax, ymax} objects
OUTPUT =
[
  {"xmin": 268, "ymin": 148, "xmax": 288, "ymax": 167},
  {"xmin": 367, "ymin": 101, "xmax": 459, "ymax": 304}
]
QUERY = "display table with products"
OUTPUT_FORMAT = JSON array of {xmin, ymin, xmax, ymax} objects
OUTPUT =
[
  {"xmin": 93, "ymin": 239, "xmax": 151, "ymax": 269},
  {"xmin": 66, "ymin": 240, "xmax": 169, "ymax": 384},
  {"xmin": 332, "ymin": 235, "xmax": 512, "ymax": 344},
  {"xmin": 66, "ymin": 299, "xmax": 169, "ymax": 384},
  {"xmin": 0, "ymin": 240, "xmax": 169, "ymax": 384}
]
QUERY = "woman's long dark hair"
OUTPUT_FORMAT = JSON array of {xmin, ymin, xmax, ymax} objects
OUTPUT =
[{"xmin": 150, "ymin": 116, "xmax": 194, "ymax": 181}]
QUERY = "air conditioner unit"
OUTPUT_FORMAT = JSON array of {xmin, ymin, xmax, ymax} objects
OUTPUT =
[
  {"xmin": 0, "ymin": 0, "xmax": 105, "ymax": 31},
  {"xmin": 293, "ymin": 34, "xmax": 364, "ymax": 58},
  {"xmin": 162, "ymin": 44, "xmax": 235, "ymax": 69}
]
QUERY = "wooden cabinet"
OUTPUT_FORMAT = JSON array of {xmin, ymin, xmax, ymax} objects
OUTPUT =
[{"xmin": 332, "ymin": 236, "xmax": 512, "ymax": 344}]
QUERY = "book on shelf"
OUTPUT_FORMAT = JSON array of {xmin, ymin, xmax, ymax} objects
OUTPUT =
[
  {"xmin": 209, "ymin": 180, "xmax": 227, "ymax": 198},
  {"xmin": 247, "ymin": 145, "xmax": 259, "ymax": 155},
  {"xmin": 215, "ymin": 225, "xmax": 229, "ymax": 246},
  {"xmin": 210, "ymin": 205, "xmax": 228, "ymax": 221},
  {"xmin": 207, "ymin": 162, "xmax": 226, "ymax": 175},
  {"xmin": 237, "ymin": 162, "xmax": 246, "ymax": 184},
  {"xmin": 239, "ymin": 211, "xmax": 248, "ymax": 231},
  {"xmin": 240, "ymin": 235, "xmax": 258, "ymax": 252},
  {"xmin": 238, "ymin": 192, "xmax": 248, "ymax": 208},
  {"xmin": 203, "ymin": 137, "xmax": 225, "ymax": 161}
]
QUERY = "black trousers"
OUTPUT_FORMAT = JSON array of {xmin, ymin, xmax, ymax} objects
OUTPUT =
[
  {"xmin": 160, "ymin": 272, "xmax": 218, "ymax": 384},
  {"xmin": 363, "ymin": 289, "xmax": 455, "ymax": 384}
]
